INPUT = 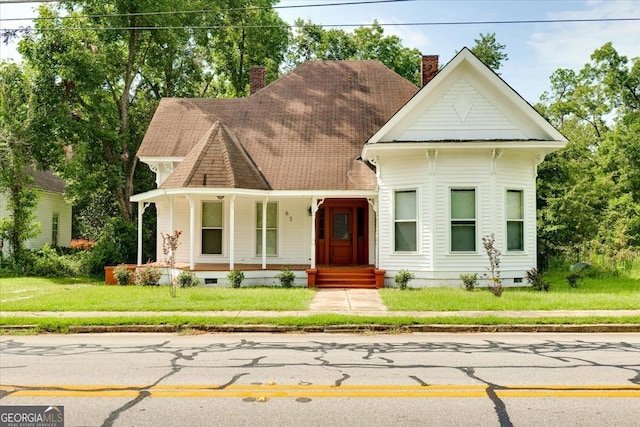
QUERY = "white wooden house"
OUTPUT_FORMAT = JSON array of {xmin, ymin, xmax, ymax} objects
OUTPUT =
[
  {"xmin": 131, "ymin": 48, "xmax": 567, "ymax": 287},
  {"xmin": 1, "ymin": 169, "xmax": 72, "ymax": 256}
]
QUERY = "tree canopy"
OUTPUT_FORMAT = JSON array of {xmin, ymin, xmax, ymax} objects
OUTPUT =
[
  {"xmin": 286, "ymin": 19, "xmax": 422, "ymax": 85},
  {"xmin": 537, "ymin": 42, "xmax": 639, "ymax": 266}
]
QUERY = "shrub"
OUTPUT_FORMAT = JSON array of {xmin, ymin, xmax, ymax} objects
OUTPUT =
[
  {"xmin": 176, "ymin": 271, "xmax": 200, "ymax": 288},
  {"xmin": 460, "ymin": 273, "xmax": 478, "ymax": 291},
  {"xmin": 526, "ymin": 268, "xmax": 550, "ymax": 291},
  {"xmin": 70, "ymin": 239, "xmax": 96, "ymax": 251},
  {"xmin": 276, "ymin": 268, "xmax": 296, "ymax": 288},
  {"xmin": 88, "ymin": 217, "xmax": 138, "ymax": 276},
  {"xmin": 113, "ymin": 264, "xmax": 134, "ymax": 285},
  {"xmin": 394, "ymin": 269, "xmax": 415, "ymax": 290},
  {"xmin": 135, "ymin": 265, "xmax": 162, "ymax": 286},
  {"xmin": 227, "ymin": 270, "xmax": 245, "ymax": 288},
  {"xmin": 566, "ymin": 273, "xmax": 581, "ymax": 288},
  {"xmin": 30, "ymin": 245, "xmax": 72, "ymax": 277}
]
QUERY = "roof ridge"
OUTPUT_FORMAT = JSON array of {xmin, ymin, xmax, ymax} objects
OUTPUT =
[{"xmin": 216, "ymin": 123, "xmax": 271, "ymax": 190}]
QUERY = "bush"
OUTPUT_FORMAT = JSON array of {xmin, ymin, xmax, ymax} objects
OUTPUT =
[
  {"xmin": 113, "ymin": 264, "xmax": 134, "ymax": 285},
  {"xmin": 276, "ymin": 268, "xmax": 296, "ymax": 288},
  {"xmin": 135, "ymin": 266, "xmax": 162, "ymax": 286},
  {"xmin": 566, "ymin": 273, "xmax": 581, "ymax": 288},
  {"xmin": 394, "ymin": 269, "xmax": 415, "ymax": 290},
  {"xmin": 526, "ymin": 268, "xmax": 550, "ymax": 291},
  {"xmin": 176, "ymin": 271, "xmax": 200, "ymax": 288},
  {"xmin": 29, "ymin": 245, "xmax": 66, "ymax": 277},
  {"xmin": 227, "ymin": 270, "xmax": 244, "ymax": 288},
  {"xmin": 88, "ymin": 217, "xmax": 138, "ymax": 276},
  {"xmin": 460, "ymin": 273, "xmax": 478, "ymax": 291}
]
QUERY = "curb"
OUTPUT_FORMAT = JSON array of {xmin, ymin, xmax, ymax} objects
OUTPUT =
[{"xmin": 3, "ymin": 323, "xmax": 639, "ymax": 334}]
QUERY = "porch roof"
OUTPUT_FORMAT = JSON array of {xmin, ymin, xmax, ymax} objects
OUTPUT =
[{"xmin": 130, "ymin": 188, "xmax": 378, "ymax": 203}]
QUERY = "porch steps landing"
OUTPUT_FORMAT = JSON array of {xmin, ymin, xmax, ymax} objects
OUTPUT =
[{"xmin": 314, "ymin": 267, "xmax": 379, "ymax": 289}]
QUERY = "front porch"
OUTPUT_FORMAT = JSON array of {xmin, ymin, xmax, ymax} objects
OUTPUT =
[{"xmin": 189, "ymin": 264, "xmax": 384, "ymax": 289}]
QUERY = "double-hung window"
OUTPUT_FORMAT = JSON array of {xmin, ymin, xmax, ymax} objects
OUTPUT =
[
  {"xmin": 256, "ymin": 202, "xmax": 278, "ymax": 256},
  {"xmin": 451, "ymin": 189, "xmax": 476, "ymax": 252},
  {"xmin": 506, "ymin": 190, "xmax": 524, "ymax": 251},
  {"xmin": 51, "ymin": 213, "xmax": 59, "ymax": 246},
  {"xmin": 202, "ymin": 202, "xmax": 223, "ymax": 254},
  {"xmin": 394, "ymin": 190, "xmax": 417, "ymax": 252}
]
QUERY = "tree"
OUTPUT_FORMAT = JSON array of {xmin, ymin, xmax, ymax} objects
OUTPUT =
[
  {"xmin": 470, "ymin": 32, "xmax": 508, "ymax": 72},
  {"xmin": 0, "ymin": 62, "xmax": 41, "ymax": 266},
  {"xmin": 286, "ymin": 20, "xmax": 422, "ymax": 85},
  {"xmin": 18, "ymin": 0, "xmax": 289, "ymax": 226},
  {"xmin": 536, "ymin": 43, "xmax": 640, "ymax": 266}
]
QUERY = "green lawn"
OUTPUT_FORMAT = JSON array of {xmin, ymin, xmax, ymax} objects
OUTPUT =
[
  {"xmin": 1, "ymin": 273, "xmax": 638, "ymax": 313},
  {"xmin": 381, "ymin": 273, "xmax": 640, "ymax": 311},
  {"xmin": 0, "ymin": 278, "xmax": 315, "ymax": 311}
]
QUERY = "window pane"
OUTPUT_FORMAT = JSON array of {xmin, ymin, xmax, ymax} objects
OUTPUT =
[
  {"xmin": 451, "ymin": 190, "xmax": 475, "ymax": 219},
  {"xmin": 451, "ymin": 223, "xmax": 475, "ymax": 251},
  {"xmin": 257, "ymin": 202, "xmax": 278, "ymax": 228},
  {"xmin": 507, "ymin": 221, "xmax": 524, "ymax": 251},
  {"xmin": 202, "ymin": 229, "xmax": 222, "ymax": 254},
  {"xmin": 507, "ymin": 190, "xmax": 523, "ymax": 219},
  {"xmin": 395, "ymin": 190, "xmax": 416, "ymax": 220},
  {"xmin": 256, "ymin": 230, "xmax": 278, "ymax": 256},
  {"xmin": 395, "ymin": 222, "xmax": 417, "ymax": 252},
  {"xmin": 202, "ymin": 202, "xmax": 222, "ymax": 227},
  {"xmin": 333, "ymin": 213, "xmax": 349, "ymax": 240}
]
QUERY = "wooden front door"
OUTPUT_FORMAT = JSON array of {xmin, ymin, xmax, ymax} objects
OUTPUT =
[
  {"xmin": 329, "ymin": 208, "xmax": 353, "ymax": 265},
  {"xmin": 316, "ymin": 199, "xmax": 369, "ymax": 266}
]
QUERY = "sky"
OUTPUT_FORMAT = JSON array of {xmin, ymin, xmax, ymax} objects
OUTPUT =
[{"xmin": 1, "ymin": 0, "xmax": 639, "ymax": 103}]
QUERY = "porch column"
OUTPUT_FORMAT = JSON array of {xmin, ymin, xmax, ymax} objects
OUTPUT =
[
  {"xmin": 261, "ymin": 197, "xmax": 268, "ymax": 269},
  {"xmin": 136, "ymin": 202, "xmax": 150, "ymax": 266},
  {"xmin": 169, "ymin": 196, "xmax": 175, "ymax": 233},
  {"xmin": 229, "ymin": 195, "xmax": 235, "ymax": 270},
  {"xmin": 310, "ymin": 197, "xmax": 317, "ymax": 269},
  {"xmin": 186, "ymin": 195, "xmax": 195, "ymax": 270},
  {"xmin": 368, "ymin": 198, "xmax": 379, "ymax": 268}
]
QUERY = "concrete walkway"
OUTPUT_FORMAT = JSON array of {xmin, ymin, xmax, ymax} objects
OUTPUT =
[{"xmin": 309, "ymin": 289, "xmax": 387, "ymax": 312}]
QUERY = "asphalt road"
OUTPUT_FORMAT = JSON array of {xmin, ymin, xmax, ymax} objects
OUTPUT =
[{"xmin": 1, "ymin": 333, "xmax": 639, "ymax": 427}]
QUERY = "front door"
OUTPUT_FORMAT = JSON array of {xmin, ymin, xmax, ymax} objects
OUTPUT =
[
  {"xmin": 316, "ymin": 198, "xmax": 369, "ymax": 266},
  {"xmin": 329, "ymin": 208, "xmax": 353, "ymax": 265}
]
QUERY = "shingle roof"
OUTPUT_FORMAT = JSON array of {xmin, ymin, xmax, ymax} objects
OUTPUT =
[
  {"xmin": 160, "ymin": 121, "xmax": 270, "ymax": 190},
  {"xmin": 138, "ymin": 60, "xmax": 419, "ymax": 191},
  {"xmin": 31, "ymin": 168, "xmax": 65, "ymax": 194}
]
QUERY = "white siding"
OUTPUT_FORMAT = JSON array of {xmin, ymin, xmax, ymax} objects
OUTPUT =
[
  {"xmin": 1, "ymin": 191, "xmax": 71, "ymax": 253},
  {"xmin": 377, "ymin": 149, "xmax": 539, "ymax": 286},
  {"xmin": 155, "ymin": 196, "xmax": 312, "ymax": 266},
  {"xmin": 377, "ymin": 155, "xmax": 434, "ymax": 273}
]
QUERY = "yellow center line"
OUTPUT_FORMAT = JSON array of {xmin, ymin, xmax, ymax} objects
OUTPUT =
[{"xmin": 2, "ymin": 384, "xmax": 640, "ymax": 399}]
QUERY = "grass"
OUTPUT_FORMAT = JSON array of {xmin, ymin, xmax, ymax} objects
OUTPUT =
[
  {"xmin": 1, "ymin": 272, "xmax": 638, "ymax": 333},
  {"xmin": 382, "ymin": 271, "xmax": 640, "ymax": 311},
  {"xmin": 3, "ymin": 315, "xmax": 640, "ymax": 334},
  {"xmin": 0, "ymin": 278, "xmax": 315, "ymax": 311}
]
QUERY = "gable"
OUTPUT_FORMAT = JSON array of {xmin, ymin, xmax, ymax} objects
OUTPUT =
[
  {"xmin": 160, "ymin": 121, "xmax": 270, "ymax": 190},
  {"xmin": 367, "ymin": 48, "xmax": 567, "ymax": 144}
]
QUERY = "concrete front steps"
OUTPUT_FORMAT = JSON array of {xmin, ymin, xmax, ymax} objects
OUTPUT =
[{"xmin": 308, "ymin": 267, "xmax": 385, "ymax": 289}]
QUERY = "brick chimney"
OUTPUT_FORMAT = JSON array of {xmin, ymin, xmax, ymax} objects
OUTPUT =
[
  {"xmin": 249, "ymin": 65, "xmax": 266, "ymax": 95},
  {"xmin": 421, "ymin": 55, "xmax": 439, "ymax": 86}
]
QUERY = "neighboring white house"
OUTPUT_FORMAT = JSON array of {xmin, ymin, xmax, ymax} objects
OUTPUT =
[
  {"xmin": 0, "ymin": 169, "xmax": 72, "ymax": 256},
  {"xmin": 131, "ymin": 48, "xmax": 567, "ymax": 287}
]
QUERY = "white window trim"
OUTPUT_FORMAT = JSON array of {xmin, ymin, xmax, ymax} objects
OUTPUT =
[
  {"xmin": 393, "ymin": 188, "xmax": 419, "ymax": 254},
  {"xmin": 449, "ymin": 187, "xmax": 478, "ymax": 254},
  {"xmin": 255, "ymin": 201, "xmax": 279, "ymax": 257},
  {"xmin": 200, "ymin": 200, "xmax": 224, "ymax": 256},
  {"xmin": 505, "ymin": 188, "xmax": 525, "ymax": 253}
]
